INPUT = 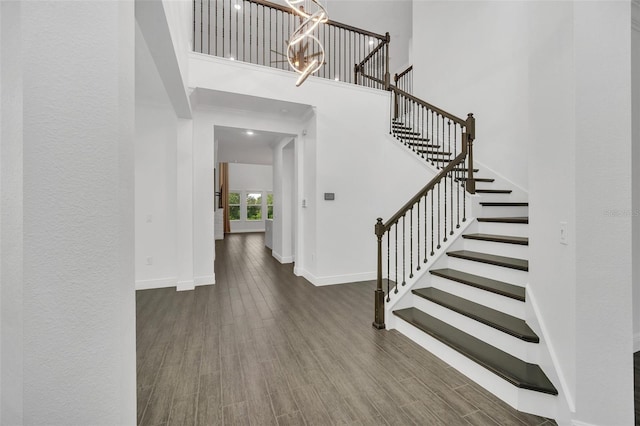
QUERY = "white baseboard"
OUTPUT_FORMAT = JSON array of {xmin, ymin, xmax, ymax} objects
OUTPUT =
[
  {"xmin": 303, "ymin": 270, "xmax": 376, "ymax": 286},
  {"xmin": 634, "ymin": 333, "xmax": 640, "ymax": 352},
  {"xmin": 273, "ymin": 251, "xmax": 294, "ymax": 264},
  {"xmin": 135, "ymin": 277, "xmax": 177, "ymax": 290},
  {"xmin": 177, "ymin": 280, "xmax": 195, "ymax": 291},
  {"xmin": 195, "ymin": 275, "xmax": 215, "ymax": 286}
]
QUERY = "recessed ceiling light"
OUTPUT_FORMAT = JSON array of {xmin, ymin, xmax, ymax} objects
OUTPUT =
[
  {"xmin": 369, "ymin": 39, "xmax": 375, "ymax": 46},
  {"xmin": 234, "ymin": 3, "xmax": 241, "ymax": 10},
  {"xmin": 229, "ymin": 56, "xmax": 235, "ymax": 61},
  {"xmin": 246, "ymin": 130, "xmax": 254, "ymax": 135},
  {"xmin": 334, "ymin": 76, "xmax": 339, "ymax": 81}
]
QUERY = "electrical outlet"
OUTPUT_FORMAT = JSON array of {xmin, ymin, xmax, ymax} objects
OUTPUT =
[
  {"xmin": 559, "ymin": 222, "xmax": 568, "ymax": 245},
  {"xmin": 146, "ymin": 256, "xmax": 153, "ymax": 265}
]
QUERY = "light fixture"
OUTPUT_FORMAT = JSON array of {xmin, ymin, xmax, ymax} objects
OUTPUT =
[
  {"xmin": 234, "ymin": 0, "xmax": 241, "ymax": 10},
  {"xmin": 285, "ymin": 0, "xmax": 328, "ymax": 87},
  {"xmin": 246, "ymin": 130, "xmax": 254, "ymax": 135},
  {"xmin": 369, "ymin": 38, "xmax": 375, "ymax": 46},
  {"xmin": 334, "ymin": 76, "xmax": 339, "ymax": 81},
  {"xmin": 229, "ymin": 56, "xmax": 235, "ymax": 61}
]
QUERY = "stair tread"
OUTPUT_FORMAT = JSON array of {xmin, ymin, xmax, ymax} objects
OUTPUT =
[
  {"xmin": 392, "ymin": 129, "xmax": 421, "ymax": 135},
  {"xmin": 478, "ymin": 217, "xmax": 528, "ymax": 224},
  {"xmin": 406, "ymin": 141, "xmax": 440, "ymax": 149},
  {"xmin": 412, "ymin": 288, "xmax": 538, "ymax": 342},
  {"xmin": 453, "ymin": 167, "xmax": 479, "ymax": 173},
  {"xmin": 393, "ymin": 308, "xmax": 557, "ymax": 395},
  {"xmin": 417, "ymin": 150, "xmax": 452, "ymax": 156},
  {"xmin": 475, "ymin": 189, "xmax": 513, "ymax": 194},
  {"xmin": 480, "ymin": 202, "xmax": 528, "ymax": 207},
  {"xmin": 430, "ymin": 268, "xmax": 525, "ymax": 301},
  {"xmin": 447, "ymin": 250, "xmax": 528, "ymax": 271},
  {"xmin": 456, "ymin": 177, "xmax": 495, "ymax": 183},
  {"xmin": 395, "ymin": 135, "xmax": 431, "ymax": 142},
  {"xmin": 462, "ymin": 233, "xmax": 528, "ymax": 245}
]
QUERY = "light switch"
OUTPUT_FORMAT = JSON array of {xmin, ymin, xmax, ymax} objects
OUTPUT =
[{"xmin": 559, "ymin": 222, "xmax": 568, "ymax": 245}]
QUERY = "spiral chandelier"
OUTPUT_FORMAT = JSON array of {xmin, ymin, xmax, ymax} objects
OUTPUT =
[{"xmin": 284, "ymin": 0, "xmax": 328, "ymax": 86}]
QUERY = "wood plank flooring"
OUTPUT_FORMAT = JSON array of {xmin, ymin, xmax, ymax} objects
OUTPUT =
[{"xmin": 136, "ymin": 233, "xmax": 556, "ymax": 426}]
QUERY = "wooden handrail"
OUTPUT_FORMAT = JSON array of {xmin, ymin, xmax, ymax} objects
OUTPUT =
[
  {"xmin": 390, "ymin": 86, "xmax": 466, "ymax": 126},
  {"xmin": 356, "ymin": 37, "xmax": 388, "ymax": 68},
  {"xmin": 380, "ymin": 149, "xmax": 467, "ymax": 233},
  {"xmin": 395, "ymin": 65, "xmax": 413, "ymax": 80}
]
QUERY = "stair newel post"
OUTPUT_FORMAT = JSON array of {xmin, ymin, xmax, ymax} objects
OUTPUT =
[
  {"xmin": 373, "ymin": 218, "xmax": 386, "ymax": 329},
  {"xmin": 465, "ymin": 113, "xmax": 476, "ymax": 194},
  {"xmin": 384, "ymin": 32, "xmax": 391, "ymax": 90}
]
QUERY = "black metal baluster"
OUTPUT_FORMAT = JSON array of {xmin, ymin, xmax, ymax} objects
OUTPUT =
[
  {"xmin": 430, "ymin": 111, "xmax": 435, "ymax": 165},
  {"xmin": 402, "ymin": 215, "xmax": 406, "ymax": 286},
  {"xmin": 424, "ymin": 194, "xmax": 428, "ymax": 262},
  {"xmin": 387, "ymin": 231, "xmax": 390, "ymax": 301},
  {"xmin": 200, "ymin": 0, "xmax": 203, "ymax": 53},
  {"xmin": 409, "ymin": 207, "xmax": 414, "ymax": 279},
  {"xmin": 437, "ymin": 180, "xmax": 441, "ymax": 250},
  {"xmin": 394, "ymin": 222, "xmax": 398, "ymax": 294},
  {"xmin": 416, "ymin": 201, "xmax": 421, "ymax": 271},
  {"xmin": 456, "ymin": 125, "xmax": 461, "ymax": 229},
  {"xmin": 430, "ymin": 190, "xmax": 435, "ymax": 256},
  {"xmin": 193, "ymin": 0, "xmax": 196, "ymax": 52}
]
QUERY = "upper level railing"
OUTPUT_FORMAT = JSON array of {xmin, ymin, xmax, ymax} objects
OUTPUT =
[{"xmin": 193, "ymin": 0, "xmax": 389, "ymax": 87}]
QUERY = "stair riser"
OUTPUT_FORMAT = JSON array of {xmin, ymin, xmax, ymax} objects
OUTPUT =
[
  {"xmin": 477, "ymin": 222, "xmax": 529, "ymax": 238},
  {"xmin": 479, "ymin": 206, "xmax": 529, "ymax": 217},
  {"xmin": 411, "ymin": 295, "xmax": 538, "ymax": 362},
  {"xmin": 445, "ymin": 257, "xmax": 528, "ymax": 287},
  {"xmin": 429, "ymin": 275, "xmax": 525, "ymax": 319},
  {"xmin": 394, "ymin": 318, "xmax": 558, "ymax": 419},
  {"xmin": 462, "ymin": 239, "xmax": 529, "ymax": 259}
]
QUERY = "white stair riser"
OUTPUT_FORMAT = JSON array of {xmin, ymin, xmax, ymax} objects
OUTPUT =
[
  {"xmin": 445, "ymin": 257, "xmax": 529, "ymax": 287},
  {"xmin": 430, "ymin": 275, "xmax": 525, "ymax": 319},
  {"xmin": 478, "ymin": 205, "xmax": 529, "ymax": 217},
  {"xmin": 462, "ymin": 238, "xmax": 528, "ymax": 259},
  {"xmin": 395, "ymin": 317, "xmax": 558, "ymax": 419},
  {"xmin": 476, "ymin": 221, "xmax": 529, "ymax": 237},
  {"xmin": 412, "ymin": 295, "xmax": 539, "ymax": 362}
]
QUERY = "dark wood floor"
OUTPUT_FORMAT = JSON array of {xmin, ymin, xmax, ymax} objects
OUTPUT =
[{"xmin": 136, "ymin": 233, "xmax": 556, "ymax": 425}]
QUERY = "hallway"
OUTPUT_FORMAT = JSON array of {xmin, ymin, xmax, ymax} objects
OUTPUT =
[{"xmin": 136, "ymin": 233, "xmax": 555, "ymax": 425}]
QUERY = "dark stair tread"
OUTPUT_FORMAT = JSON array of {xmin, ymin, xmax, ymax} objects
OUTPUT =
[
  {"xmin": 462, "ymin": 233, "xmax": 528, "ymax": 245},
  {"xmin": 395, "ymin": 135, "xmax": 431, "ymax": 142},
  {"xmin": 416, "ymin": 150, "xmax": 452, "ymax": 156},
  {"xmin": 430, "ymin": 268, "xmax": 525, "ymax": 302},
  {"xmin": 447, "ymin": 250, "xmax": 528, "ymax": 271},
  {"xmin": 456, "ymin": 177, "xmax": 495, "ymax": 183},
  {"xmin": 393, "ymin": 308, "xmax": 557, "ymax": 395},
  {"xmin": 478, "ymin": 217, "xmax": 528, "ymax": 224},
  {"xmin": 480, "ymin": 202, "xmax": 529, "ymax": 207},
  {"xmin": 392, "ymin": 129, "xmax": 422, "ymax": 136},
  {"xmin": 412, "ymin": 288, "xmax": 538, "ymax": 342},
  {"xmin": 407, "ymin": 142, "xmax": 440, "ymax": 149},
  {"xmin": 453, "ymin": 167, "xmax": 479, "ymax": 173},
  {"xmin": 475, "ymin": 189, "xmax": 513, "ymax": 194}
]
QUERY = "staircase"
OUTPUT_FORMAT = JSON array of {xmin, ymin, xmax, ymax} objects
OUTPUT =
[{"xmin": 385, "ymin": 117, "xmax": 559, "ymax": 417}]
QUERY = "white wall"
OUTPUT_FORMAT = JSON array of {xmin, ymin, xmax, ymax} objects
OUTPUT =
[
  {"xmin": 190, "ymin": 54, "xmax": 438, "ymax": 285},
  {"xmin": 572, "ymin": 2, "xmax": 632, "ymax": 424},
  {"xmin": 272, "ymin": 138, "xmax": 296, "ymax": 263},
  {"xmin": 228, "ymin": 163, "xmax": 274, "ymax": 233},
  {"xmin": 17, "ymin": 1, "xmax": 137, "ymax": 423},
  {"xmin": 135, "ymin": 25, "xmax": 179, "ymax": 289},
  {"xmin": 0, "ymin": 1, "xmax": 24, "ymax": 423},
  {"xmin": 632, "ymin": 0, "xmax": 640, "ymax": 352},
  {"xmin": 412, "ymin": 1, "xmax": 529, "ymax": 192},
  {"xmin": 527, "ymin": 2, "xmax": 632, "ymax": 424}
]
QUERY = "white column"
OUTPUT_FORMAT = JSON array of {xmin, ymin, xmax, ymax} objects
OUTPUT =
[
  {"xmin": 177, "ymin": 118, "xmax": 195, "ymax": 290},
  {"xmin": 20, "ymin": 1, "xmax": 136, "ymax": 423}
]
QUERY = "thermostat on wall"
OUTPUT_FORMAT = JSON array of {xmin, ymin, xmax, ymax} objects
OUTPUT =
[{"xmin": 324, "ymin": 193, "xmax": 335, "ymax": 201}]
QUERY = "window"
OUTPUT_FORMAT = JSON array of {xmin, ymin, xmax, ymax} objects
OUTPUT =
[
  {"xmin": 228, "ymin": 192, "xmax": 240, "ymax": 220},
  {"xmin": 267, "ymin": 193, "xmax": 274, "ymax": 219},
  {"xmin": 246, "ymin": 192, "xmax": 262, "ymax": 221}
]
